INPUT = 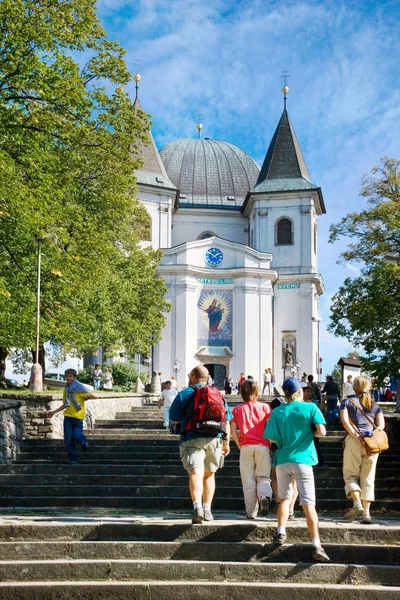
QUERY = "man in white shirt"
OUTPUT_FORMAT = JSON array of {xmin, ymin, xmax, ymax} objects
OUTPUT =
[
  {"xmin": 262, "ymin": 369, "xmax": 272, "ymax": 395},
  {"xmin": 343, "ymin": 375, "xmax": 355, "ymax": 398},
  {"xmin": 158, "ymin": 381, "xmax": 178, "ymax": 428}
]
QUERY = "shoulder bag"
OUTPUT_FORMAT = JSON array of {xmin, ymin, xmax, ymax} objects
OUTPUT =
[{"xmin": 348, "ymin": 399, "xmax": 389, "ymax": 455}]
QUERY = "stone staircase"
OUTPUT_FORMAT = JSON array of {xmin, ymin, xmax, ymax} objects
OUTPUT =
[{"xmin": 0, "ymin": 404, "xmax": 399, "ymax": 597}]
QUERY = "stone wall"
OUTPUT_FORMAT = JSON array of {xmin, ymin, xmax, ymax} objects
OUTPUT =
[
  {"xmin": 0, "ymin": 392, "xmax": 159, "ymax": 448},
  {"xmin": 0, "ymin": 400, "xmax": 25, "ymax": 463}
]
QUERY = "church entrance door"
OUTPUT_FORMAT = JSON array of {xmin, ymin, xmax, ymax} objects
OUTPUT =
[{"xmin": 204, "ymin": 364, "xmax": 226, "ymax": 390}]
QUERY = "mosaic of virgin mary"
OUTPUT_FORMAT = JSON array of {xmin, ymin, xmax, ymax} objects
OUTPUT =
[{"xmin": 198, "ymin": 290, "xmax": 232, "ymax": 348}]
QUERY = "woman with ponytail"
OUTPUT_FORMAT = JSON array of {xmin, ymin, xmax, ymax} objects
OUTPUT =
[{"xmin": 339, "ymin": 376, "xmax": 385, "ymax": 523}]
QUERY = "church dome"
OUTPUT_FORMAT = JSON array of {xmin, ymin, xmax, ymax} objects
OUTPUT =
[{"xmin": 160, "ymin": 138, "xmax": 260, "ymax": 208}]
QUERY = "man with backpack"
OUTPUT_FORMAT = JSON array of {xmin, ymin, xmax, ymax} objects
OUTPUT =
[{"xmin": 169, "ymin": 365, "xmax": 232, "ymax": 524}]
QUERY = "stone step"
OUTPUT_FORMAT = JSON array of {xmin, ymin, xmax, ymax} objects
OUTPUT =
[
  {"xmin": 1, "ymin": 521, "xmax": 398, "ymax": 545},
  {"xmin": 0, "ymin": 540, "xmax": 399, "ymax": 568},
  {"xmin": 0, "ymin": 581, "xmax": 399, "ymax": 600},
  {"xmin": 84, "ymin": 428, "xmax": 348, "ymax": 438},
  {"xmin": 0, "ymin": 557, "xmax": 399, "ymax": 585},
  {"xmin": 1, "ymin": 474, "xmax": 398, "ymax": 488},
  {"xmin": 0, "ymin": 483, "xmax": 398, "ymax": 500},
  {"xmin": 3, "ymin": 464, "xmax": 396, "ymax": 478},
  {"xmin": 15, "ymin": 445, "xmax": 358, "ymax": 455},
  {"xmin": 20, "ymin": 438, "xmax": 366, "ymax": 447},
  {"xmin": 0, "ymin": 496, "xmax": 398, "ymax": 510}
]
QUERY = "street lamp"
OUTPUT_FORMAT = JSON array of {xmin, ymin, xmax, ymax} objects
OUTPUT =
[
  {"xmin": 312, "ymin": 316, "xmax": 321, "ymax": 381},
  {"xmin": 30, "ymin": 233, "xmax": 58, "ymax": 392}
]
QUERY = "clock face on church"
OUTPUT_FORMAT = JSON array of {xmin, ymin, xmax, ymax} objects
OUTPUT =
[{"xmin": 205, "ymin": 247, "xmax": 224, "ymax": 266}]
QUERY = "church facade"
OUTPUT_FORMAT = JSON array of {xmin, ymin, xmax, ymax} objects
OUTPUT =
[{"xmin": 134, "ymin": 86, "xmax": 326, "ymax": 389}]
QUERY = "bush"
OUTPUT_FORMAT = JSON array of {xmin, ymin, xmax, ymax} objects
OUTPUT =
[{"xmin": 77, "ymin": 362, "xmax": 148, "ymax": 392}]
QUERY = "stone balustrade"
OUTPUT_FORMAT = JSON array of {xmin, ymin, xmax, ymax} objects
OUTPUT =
[{"xmin": 0, "ymin": 400, "xmax": 25, "ymax": 462}]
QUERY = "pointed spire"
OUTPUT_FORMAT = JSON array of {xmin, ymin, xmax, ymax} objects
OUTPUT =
[
  {"xmin": 133, "ymin": 73, "xmax": 141, "ymax": 112},
  {"xmin": 132, "ymin": 74, "xmax": 176, "ymax": 190},
  {"xmin": 253, "ymin": 91, "xmax": 317, "ymax": 194}
]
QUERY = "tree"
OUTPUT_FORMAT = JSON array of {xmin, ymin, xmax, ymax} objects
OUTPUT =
[
  {"xmin": 328, "ymin": 158, "xmax": 400, "ymax": 382},
  {"xmin": 0, "ymin": 0, "xmax": 170, "ymax": 385}
]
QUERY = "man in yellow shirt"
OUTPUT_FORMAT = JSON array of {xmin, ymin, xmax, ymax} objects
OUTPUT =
[{"xmin": 46, "ymin": 369, "xmax": 100, "ymax": 464}]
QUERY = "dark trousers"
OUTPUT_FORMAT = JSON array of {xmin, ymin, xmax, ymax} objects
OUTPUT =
[
  {"xmin": 313, "ymin": 436, "xmax": 324, "ymax": 466},
  {"xmin": 64, "ymin": 417, "xmax": 87, "ymax": 464}
]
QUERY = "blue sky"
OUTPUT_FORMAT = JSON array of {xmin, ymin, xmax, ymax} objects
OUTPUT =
[{"xmin": 97, "ymin": 0, "xmax": 399, "ymax": 376}]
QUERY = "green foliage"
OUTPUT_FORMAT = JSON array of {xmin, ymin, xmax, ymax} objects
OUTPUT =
[
  {"xmin": 331, "ymin": 365, "xmax": 342, "ymax": 385},
  {"xmin": 0, "ymin": 0, "xmax": 170, "ymax": 375},
  {"xmin": 329, "ymin": 158, "xmax": 400, "ymax": 382}
]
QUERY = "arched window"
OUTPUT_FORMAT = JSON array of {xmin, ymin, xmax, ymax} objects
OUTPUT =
[
  {"xmin": 276, "ymin": 217, "xmax": 293, "ymax": 245},
  {"xmin": 141, "ymin": 210, "xmax": 152, "ymax": 241},
  {"xmin": 198, "ymin": 231, "xmax": 216, "ymax": 240}
]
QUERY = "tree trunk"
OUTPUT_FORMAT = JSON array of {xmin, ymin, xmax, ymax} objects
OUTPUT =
[
  {"xmin": 0, "ymin": 347, "xmax": 8, "ymax": 389},
  {"xmin": 30, "ymin": 346, "xmax": 46, "ymax": 386}
]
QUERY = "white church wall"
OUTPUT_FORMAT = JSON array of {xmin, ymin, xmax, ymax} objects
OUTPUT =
[
  {"xmin": 138, "ymin": 187, "xmax": 174, "ymax": 250},
  {"xmin": 248, "ymin": 194, "xmax": 318, "ymax": 274},
  {"xmin": 172, "ymin": 209, "xmax": 248, "ymax": 247},
  {"xmin": 274, "ymin": 280, "xmax": 319, "ymax": 382}
]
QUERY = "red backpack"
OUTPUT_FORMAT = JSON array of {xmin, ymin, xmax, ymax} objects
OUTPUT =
[{"xmin": 185, "ymin": 385, "xmax": 227, "ymax": 435}]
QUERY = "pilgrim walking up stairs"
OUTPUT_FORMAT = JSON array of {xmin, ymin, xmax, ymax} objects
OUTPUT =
[{"xmin": 0, "ymin": 400, "xmax": 399, "ymax": 598}]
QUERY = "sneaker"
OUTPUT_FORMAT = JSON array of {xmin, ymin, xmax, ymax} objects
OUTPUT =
[
  {"xmin": 344, "ymin": 505, "xmax": 364, "ymax": 521},
  {"xmin": 288, "ymin": 512, "xmax": 295, "ymax": 520},
  {"xmin": 313, "ymin": 545, "xmax": 330, "ymax": 562},
  {"xmin": 273, "ymin": 531, "xmax": 287, "ymax": 545},
  {"xmin": 81, "ymin": 443, "xmax": 89, "ymax": 452},
  {"xmin": 203, "ymin": 508, "xmax": 214, "ymax": 522},
  {"xmin": 259, "ymin": 497, "xmax": 270, "ymax": 517},
  {"xmin": 191, "ymin": 507, "xmax": 204, "ymax": 524},
  {"xmin": 361, "ymin": 512, "xmax": 372, "ymax": 524},
  {"xmin": 246, "ymin": 515, "xmax": 256, "ymax": 520}
]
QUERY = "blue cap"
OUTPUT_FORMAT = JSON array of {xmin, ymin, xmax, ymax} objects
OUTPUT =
[{"xmin": 282, "ymin": 378, "xmax": 302, "ymax": 395}]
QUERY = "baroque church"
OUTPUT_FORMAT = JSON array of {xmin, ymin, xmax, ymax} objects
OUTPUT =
[{"xmin": 134, "ymin": 77, "xmax": 325, "ymax": 389}]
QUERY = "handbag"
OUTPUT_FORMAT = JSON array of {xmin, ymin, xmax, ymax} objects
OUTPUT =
[{"xmin": 348, "ymin": 399, "xmax": 389, "ymax": 456}]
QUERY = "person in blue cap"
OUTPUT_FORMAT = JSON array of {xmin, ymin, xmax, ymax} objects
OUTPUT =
[{"xmin": 265, "ymin": 377, "xmax": 329, "ymax": 562}]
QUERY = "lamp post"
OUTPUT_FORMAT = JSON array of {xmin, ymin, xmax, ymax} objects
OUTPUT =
[
  {"xmin": 312, "ymin": 316, "xmax": 321, "ymax": 381},
  {"xmin": 31, "ymin": 233, "xmax": 58, "ymax": 392}
]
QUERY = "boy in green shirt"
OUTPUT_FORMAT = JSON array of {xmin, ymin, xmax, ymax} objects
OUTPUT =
[{"xmin": 265, "ymin": 377, "xmax": 329, "ymax": 562}]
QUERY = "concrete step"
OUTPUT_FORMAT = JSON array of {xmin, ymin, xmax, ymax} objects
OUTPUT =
[
  {"xmin": 0, "ymin": 496, "xmax": 399, "ymax": 510},
  {"xmin": 0, "ymin": 581, "xmax": 399, "ymax": 600},
  {"xmin": 0, "ymin": 557, "xmax": 399, "ymax": 584},
  {"xmin": 1, "ymin": 521, "xmax": 398, "ymax": 545},
  {"xmin": 0, "ymin": 483, "xmax": 398, "ymax": 500},
  {"xmin": 0, "ymin": 540, "xmax": 399, "ymax": 568},
  {"xmin": 3, "ymin": 464, "xmax": 397, "ymax": 479},
  {"xmin": 1, "ymin": 474, "xmax": 398, "ymax": 489}
]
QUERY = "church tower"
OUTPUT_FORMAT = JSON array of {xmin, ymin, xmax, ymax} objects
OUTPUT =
[
  {"xmin": 132, "ymin": 74, "xmax": 178, "ymax": 250},
  {"xmin": 242, "ymin": 86, "xmax": 325, "ymax": 380},
  {"xmin": 243, "ymin": 86, "xmax": 326, "ymax": 273}
]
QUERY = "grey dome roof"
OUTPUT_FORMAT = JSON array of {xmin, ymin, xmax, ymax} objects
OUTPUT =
[{"xmin": 159, "ymin": 138, "xmax": 260, "ymax": 209}]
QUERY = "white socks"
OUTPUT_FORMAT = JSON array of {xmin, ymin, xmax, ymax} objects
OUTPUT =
[
  {"xmin": 193, "ymin": 501, "xmax": 202, "ymax": 510},
  {"xmin": 277, "ymin": 526, "xmax": 286, "ymax": 535},
  {"xmin": 312, "ymin": 537, "xmax": 321, "ymax": 547},
  {"xmin": 203, "ymin": 503, "xmax": 211, "ymax": 511}
]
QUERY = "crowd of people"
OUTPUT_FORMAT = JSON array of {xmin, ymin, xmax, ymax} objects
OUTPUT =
[{"xmin": 46, "ymin": 365, "xmax": 388, "ymax": 563}]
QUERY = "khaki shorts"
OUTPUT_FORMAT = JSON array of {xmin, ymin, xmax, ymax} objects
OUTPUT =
[
  {"xmin": 276, "ymin": 462, "xmax": 316, "ymax": 505},
  {"xmin": 180, "ymin": 437, "xmax": 223, "ymax": 473}
]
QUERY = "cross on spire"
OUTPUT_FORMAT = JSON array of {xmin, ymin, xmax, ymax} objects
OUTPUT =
[{"xmin": 281, "ymin": 70, "xmax": 290, "ymax": 110}]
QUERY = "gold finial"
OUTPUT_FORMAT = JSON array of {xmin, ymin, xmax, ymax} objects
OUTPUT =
[
  {"xmin": 197, "ymin": 123, "xmax": 203, "ymax": 139},
  {"xmin": 282, "ymin": 85, "xmax": 289, "ymax": 96},
  {"xmin": 134, "ymin": 73, "xmax": 141, "ymax": 83}
]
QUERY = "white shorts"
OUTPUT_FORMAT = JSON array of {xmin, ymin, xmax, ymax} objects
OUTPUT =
[{"xmin": 276, "ymin": 462, "xmax": 316, "ymax": 506}]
